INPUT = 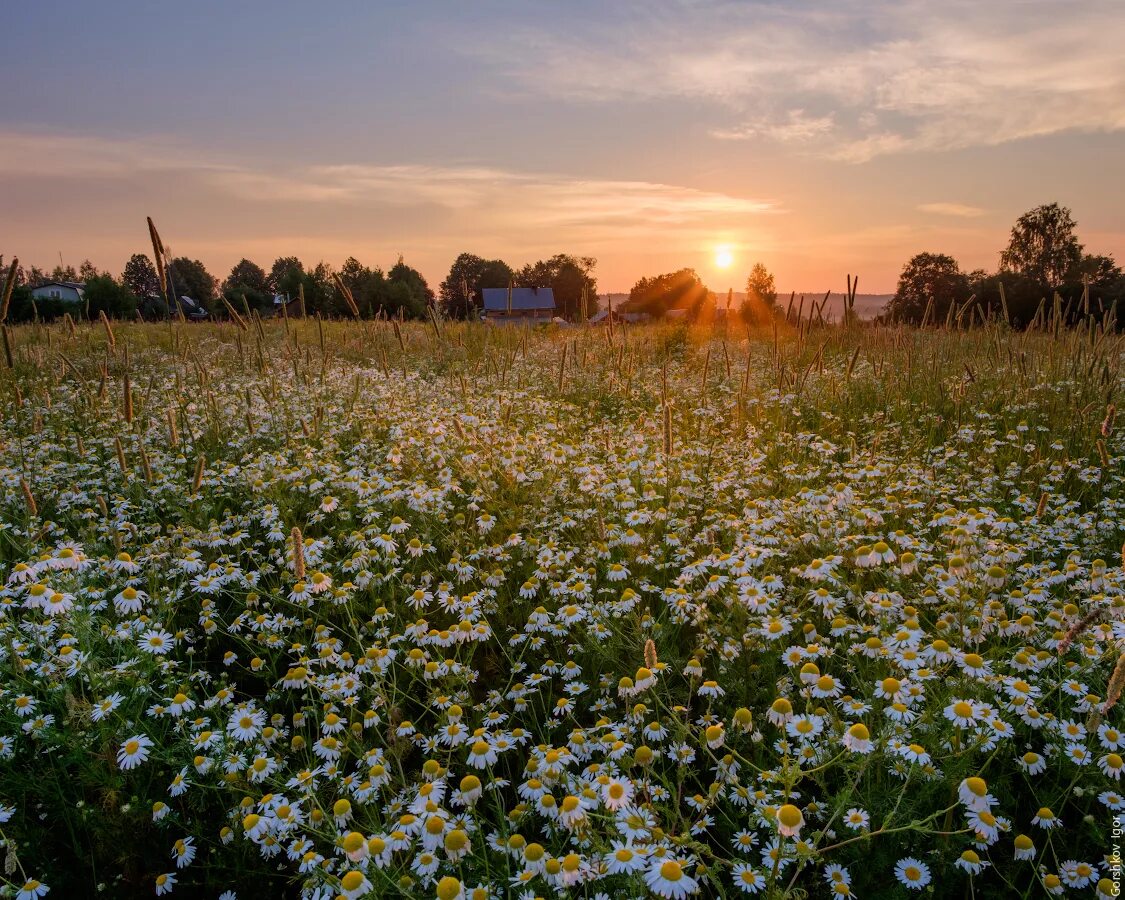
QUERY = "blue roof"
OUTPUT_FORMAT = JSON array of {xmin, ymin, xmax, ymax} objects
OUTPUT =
[{"xmin": 482, "ymin": 287, "xmax": 555, "ymax": 311}]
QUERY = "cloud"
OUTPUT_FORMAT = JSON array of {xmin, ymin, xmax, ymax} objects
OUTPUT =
[
  {"xmin": 0, "ymin": 129, "xmax": 776, "ymax": 246},
  {"xmin": 711, "ymin": 110, "xmax": 835, "ymax": 144},
  {"xmin": 463, "ymin": 0, "xmax": 1125, "ymax": 161},
  {"xmin": 918, "ymin": 203, "xmax": 986, "ymax": 218}
]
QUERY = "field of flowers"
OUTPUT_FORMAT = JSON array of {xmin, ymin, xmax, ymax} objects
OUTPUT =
[{"xmin": 0, "ymin": 316, "xmax": 1122, "ymax": 899}]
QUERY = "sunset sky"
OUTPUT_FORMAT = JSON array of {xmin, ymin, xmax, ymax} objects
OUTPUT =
[{"xmin": 3, "ymin": 0, "xmax": 1124, "ymax": 293}]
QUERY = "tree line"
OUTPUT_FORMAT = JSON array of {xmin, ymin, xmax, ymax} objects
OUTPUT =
[
  {"xmin": 621, "ymin": 262, "xmax": 778, "ymax": 323},
  {"xmin": 886, "ymin": 203, "xmax": 1125, "ymax": 327},
  {"xmin": 0, "ymin": 249, "xmax": 606, "ymax": 324}
]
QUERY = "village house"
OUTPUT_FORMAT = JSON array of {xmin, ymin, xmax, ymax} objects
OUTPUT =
[
  {"xmin": 31, "ymin": 281, "xmax": 85, "ymax": 305},
  {"xmin": 481, "ymin": 287, "xmax": 555, "ymax": 324}
]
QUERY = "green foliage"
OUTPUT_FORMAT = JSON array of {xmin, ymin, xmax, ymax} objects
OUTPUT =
[
  {"xmin": 1000, "ymin": 202, "xmax": 1083, "ymax": 288},
  {"xmin": 0, "ymin": 319, "xmax": 1120, "ymax": 899},
  {"xmin": 167, "ymin": 257, "xmax": 219, "ymax": 311},
  {"xmin": 516, "ymin": 254, "xmax": 597, "ymax": 321},
  {"xmin": 122, "ymin": 254, "xmax": 161, "ymax": 300},
  {"xmin": 83, "ymin": 275, "xmax": 138, "ymax": 319},
  {"xmin": 439, "ymin": 253, "xmax": 515, "ymax": 319},
  {"xmin": 886, "ymin": 252, "xmax": 972, "ymax": 324},
  {"xmin": 626, "ymin": 268, "xmax": 709, "ymax": 319},
  {"xmin": 741, "ymin": 262, "xmax": 777, "ymax": 324}
]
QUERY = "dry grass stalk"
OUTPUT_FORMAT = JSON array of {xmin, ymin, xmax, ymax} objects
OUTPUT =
[
  {"xmin": 166, "ymin": 408, "xmax": 180, "ymax": 448},
  {"xmin": 139, "ymin": 444, "xmax": 153, "ymax": 483},
  {"xmin": 290, "ymin": 526, "xmax": 306, "ymax": 580},
  {"xmin": 221, "ymin": 297, "xmax": 249, "ymax": 332},
  {"xmin": 331, "ymin": 273, "xmax": 361, "ymax": 318},
  {"xmin": 1103, "ymin": 652, "xmax": 1125, "ymax": 717},
  {"xmin": 644, "ymin": 639, "xmax": 658, "ymax": 669},
  {"xmin": 0, "ymin": 257, "xmax": 17, "ymax": 323},
  {"xmin": 1, "ymin": 326, "xmax": 13, "ymax": 369},
  {"xmin": 1035, "ymin": 492, "xmax": 1049, "ymax": 518},
  {"xmin": 192, "ymin": 454, "xmax": 206, "ymax": 496},
  {"xmin": 1057, "ymin": 607, "xmax": 1104, "ymax": 656},
  {"xmin": 114, "ymin": 436, "xmax": 128, "ymax": 473},
  {"xmin": 20, "ymin": 478, "xmax": 37, "ymax": 518},
  {"xmin": 99, "ymin": 311, "xmax": 117, "ymax": 351},
  {"xmin": 123, "ymin": 374, "xmax": 133, "ymax": 424}
]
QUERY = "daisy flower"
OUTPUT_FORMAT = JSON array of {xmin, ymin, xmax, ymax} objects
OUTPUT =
[
  {"xmin": 117, "ymin": 734, "xmax": 154, "ymax": 770},
  {"xmin": 643, "ymin": 858, "xmax": 699, "ymax": 898},
  {"xmin": 894, "ymin": 858, "xmax": 931, "ymax": 890}
]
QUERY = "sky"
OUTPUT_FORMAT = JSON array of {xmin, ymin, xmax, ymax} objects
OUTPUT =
[{"xmin": 2, "ymin": 0, "xmax": 1124, "ymax": 293}]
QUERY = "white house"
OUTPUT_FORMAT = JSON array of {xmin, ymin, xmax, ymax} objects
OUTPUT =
[{"xmin": 31, "ymin": 281, "xmax": 85, "ymax": 305}]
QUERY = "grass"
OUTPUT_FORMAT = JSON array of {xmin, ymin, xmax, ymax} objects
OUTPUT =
[{"xmin": 0, "ymin": 315, "xmax": 1121, "ymax": 899}]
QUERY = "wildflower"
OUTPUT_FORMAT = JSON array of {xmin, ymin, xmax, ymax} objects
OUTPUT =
[
  {"xmin": 954, "ymin": 849, "xmax": 986, "ymax": 875},
  {"xmin": 842, "ymin": 723, "xmax": 873, "ymax": 754},
  {"xmin": 605, "ymin": 843, "xmax": 647, "ymax": 875},
  {"xmin": 1012, "ymin": 831, "xmax": 1037, "ymax": 861},
  {"xmin": 171, "ymin": 837, "xmax": 196, "ymax": 868},
  {"xmin": 339, "ymin": 870, "xmax": 373, "ymax": 899},
  {"xmin": 154, "ymin": 872, "xmax": 177, "ymax": 896},
  {"xmin": 894, "ymin": 858, "xmax": 931, "ymax": 890},
  {"xmin": 1098, "ymin": 753, "xmax": 1124, "ymax": 780},
  {"xmin": 644, "ymin": 858, "xmax": 699, "ymax": 898},
  {"xmin": 958, "ymin": 777, "xmax": 994, "ymax": 812},
  {"xmin": 16, "ymin": 881, "xmax": 50, "ymax": 900},
  {"xmin": 945, "ymin": 699, "xmax": 979, "ymax": 728},
  {"xmin": 117, "ymin": 734, "xmax": 153, "ymax": 770},
  {"xmin": 776, "ymin": 804, "xmax": 804, "ymax": 838},
  {"xmin": 732, "ymin": 863, "xmax": 766, "ymax": 893}
]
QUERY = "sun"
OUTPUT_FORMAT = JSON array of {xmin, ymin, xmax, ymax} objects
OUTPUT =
[{"xmin": 715, "ymin": 246, "xmax": 734, "ymax": 269}]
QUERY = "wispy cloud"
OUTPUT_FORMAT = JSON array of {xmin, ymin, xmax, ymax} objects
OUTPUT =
[
  {"xmin": 918, "ymin": 202, "xmax": 986, "ymax": 218},
  {"xmin": 711, "ymin": 110, "xmax": 835, "ymax": 144},
  {"xmin": 464, "ymin": 0, "xmax": 1125, "ymax": 161},
  {"xmin": 0, "ymin": 129, "xmax": 776, "ymax": 245}
]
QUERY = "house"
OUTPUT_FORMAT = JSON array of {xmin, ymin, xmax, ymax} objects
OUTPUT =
[
  {"xmin": 481, "ymin": 287, "xmax": 555, "ymax": 324},
  {"xmin": 589, "ymin": 309, "xmax": 649, "ymax": 325},
  {"xmin": 31, "ymin": 281, "xmax": 85, "ymax": 305},
  {"xmin": 173, "ymin": 295, "xmax": 210, "ymax": 320}
]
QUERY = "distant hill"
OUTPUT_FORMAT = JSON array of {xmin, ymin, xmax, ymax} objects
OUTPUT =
[{"xmin": 598, "ymin": 292, "xmax": 892, "ymax": 320}]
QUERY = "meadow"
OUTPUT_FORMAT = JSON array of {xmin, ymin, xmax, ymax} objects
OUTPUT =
[{"xmin": 0, "ymin": 314, "xmax": 1121, "ymax": 899}]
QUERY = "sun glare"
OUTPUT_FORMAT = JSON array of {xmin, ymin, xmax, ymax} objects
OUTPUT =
[{"xmin": 715, "ymin": 246, "xmax": 734, "ymax": 269}]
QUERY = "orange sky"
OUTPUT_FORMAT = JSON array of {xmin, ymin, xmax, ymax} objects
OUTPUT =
[{"xmin": 2, "ymin": 1, "xmax": 1123, "ymax": 293}]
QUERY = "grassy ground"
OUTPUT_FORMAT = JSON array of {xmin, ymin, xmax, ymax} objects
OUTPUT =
[{"xmin": 0, "ymin": 316, "xmax": 1121, "ymax": 899}]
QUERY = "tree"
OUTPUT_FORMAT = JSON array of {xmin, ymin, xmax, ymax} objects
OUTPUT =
[
  {"xmin": 122, "ymin": 253, "xmax": 160, "ymax": 299},
  {"xmin": 50, "ymin": 263, "xmax": 79, "ymax": 283},
  {"xmin": 516, "ymin": 254, "xmax": 597, "ymax": 321},
  {"xmin": 885, "ymin": 253, "xmax": 972, "ymax": 324},
  {"xmin": 79, "ymin": 259, "xmax": 101, "ymax": 282},
  {"xmin": 301, "ymin": 262, "xmax": 336, "ymax": 316},
  {"xmin": 1073, "ymin": 254, "xmax": 1122, "ymax": 289},
  {"xmin": 387, "ymin": 257, "xmax": 436, "ymax": 318},
  {"xmin": 223, "ymin": 258, "xmax": 271, "ymax": 313},
  {"xmin": 741, "ymin": 262, "xmax": 777, "ymax": 324},
  {"xmin": 0, "ymin": 256, "xmax": 27, "ymax": 288},
  {"xmin": 1000, "ymin": 203, "xmax": 1083, "ymax": 288},
  {"xmin": 83, "ymin": 275, "xmax": 137, "ymax": 319},
  {"xmin": 438, "ymin": 253, "xmax": 514, "ymax": 319},
  {"xmin": 268, "ymin": 256, "xmax": 305, "ymax": 296},
  {"xmin": 168, "ymin": 258, "xmax": 218, "ymax": 310},
  {"xmin": 625, "ymin": 268, "xmax": 709, "ymax": 319}
]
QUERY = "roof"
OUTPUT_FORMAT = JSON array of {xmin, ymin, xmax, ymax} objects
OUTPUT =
[
  {"xmin": 481, "ymin": 287, "xmax": 555, "ymax": 312},
  {"xmin": 32, "ymin": 281, "xmax": 85, "ymax": 291}
]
